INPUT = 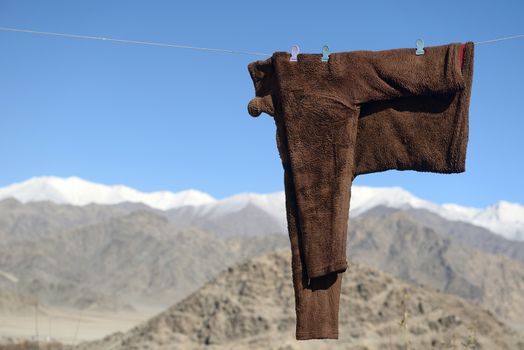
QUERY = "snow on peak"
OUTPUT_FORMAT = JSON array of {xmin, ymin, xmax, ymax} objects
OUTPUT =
[
  {"xmin": 485, "ymin": 201, "xmax": 524, "ymax": 222},
  {"xmin": 191, "ymin": 191, "xmax": 286, "ymax": 224},
  {"xmin": 463, "ymin": 200, "xmax": 524, "ymax": 240},
  {"xmin": 349, "ymin": 185, "xmax": 440, "ymax": 215},
  {"xmin": 0, "ymin": 177, "xmax": 522, "ymax": 241},
  {"xmin": 349, "ymin": 188, "xmax": 524, "ymax": 241},
  {"xmin": 0, "ymin": 176, "xmax": 216, "ymax": 210}
]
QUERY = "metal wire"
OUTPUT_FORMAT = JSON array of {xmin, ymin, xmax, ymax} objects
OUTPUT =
[
  {"xmin": 474, "ymin": 33, "xmax": 524, "ymax": 45},
  {"xmin": 1, "ymin": 26, "xmax": 523, "ymax": 56},
  {"xmin": 0, "ymin": 26, "xmax": 272, "ymax": 57}
]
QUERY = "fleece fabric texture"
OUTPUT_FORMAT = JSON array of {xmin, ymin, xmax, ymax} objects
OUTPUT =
[{"xmin": 247, "ymin": 42, "xmax": 475, "ymax": 340}]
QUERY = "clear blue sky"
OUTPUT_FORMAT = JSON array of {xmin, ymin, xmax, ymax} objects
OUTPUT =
[{"xmin": 0, "ymin": 0, "xmax": 522, "ymax": 207}]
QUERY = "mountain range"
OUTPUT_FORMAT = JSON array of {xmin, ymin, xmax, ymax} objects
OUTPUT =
[
  {"xmin": 1, "ymin": 176, "xmax": 524, "ymax": 346},
  {"xmin": 1, "ymin": 199, "xmax": 523, "ymax": 331},
  {"xmin": 1, "ymin": 176, "xmax": 523, "ymax": 241},
  {"xmin": 0, "ymin": 209, "xmax": 288, "ymax": 312}
]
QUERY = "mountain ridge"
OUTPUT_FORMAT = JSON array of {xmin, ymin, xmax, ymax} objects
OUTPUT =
[{"xmin": 1, "ymin": 176, "xmax": 523, "ymax": 240}]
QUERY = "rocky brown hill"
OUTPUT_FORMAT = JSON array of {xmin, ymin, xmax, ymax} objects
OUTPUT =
[{"xmin": 73, "ymin": 249, "xmax": 524, "ymax": 350}]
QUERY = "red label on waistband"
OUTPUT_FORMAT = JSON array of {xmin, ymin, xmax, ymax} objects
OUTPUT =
[{"xmin": 459, "ymin": 43, "xmax": 465, "ymax": 70}]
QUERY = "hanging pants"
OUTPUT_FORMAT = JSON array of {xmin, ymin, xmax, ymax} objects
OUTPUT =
[{"xmin": 247, "ymin": 42, "xmax": 474, "ymax": 340}]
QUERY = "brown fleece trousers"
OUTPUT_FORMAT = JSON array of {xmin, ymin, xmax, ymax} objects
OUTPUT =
[{"xmin": 247, "ymin": 42, "xmax": 475, "ymax": 340}]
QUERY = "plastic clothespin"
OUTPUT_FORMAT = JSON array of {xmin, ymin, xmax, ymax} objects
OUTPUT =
[
  {"xmin": 415, "ymin": 38, "xmax": 425, "ymax": 55},
  {"xmin": 321, "ymin": 45, "xmax": 330, "ymax": 62},
  {"xmin": 290, "ymin": 45, "xmax": 300, "ymax": 61}
]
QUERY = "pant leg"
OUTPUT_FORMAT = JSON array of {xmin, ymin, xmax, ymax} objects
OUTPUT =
[
  {"xmin": 274, "ymin": 113, "xmax": 346, "ymax": 340},
  {"xmin": 271, "ymin": 54, "xmax": 359, "ymax": 280},
  {"xmin": 247, "ymin": 54, "xmax": 359, "ymax": 340}
]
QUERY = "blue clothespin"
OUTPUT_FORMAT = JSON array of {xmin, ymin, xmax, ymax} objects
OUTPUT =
[
  {"xmin": 415, "ymin": 38, "xmax": 425, "ymax": 55},
  {"xmin": 290, "ymin": 45, "xmax": 300, "ymax": 61},
  {"xmin": 321, "ymin": 45, "xmax": 330, "ymax": 62}
]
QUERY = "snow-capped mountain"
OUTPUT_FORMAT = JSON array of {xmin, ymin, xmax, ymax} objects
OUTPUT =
[
  {"xmin": 0, "ymin": 176, "xmax": 216, "ymax": 210},
  {"xmin": 440, "ymin": 200, "xmax": 524, "ymax": 240},
  {"xmin": 350, "ymin": 186, "xmax": 524, "ymax": 241},
  {"xmin": 350, "ymin": 186, "xmax": 442, "ymax": 216},
  {"xmin": 191, "ymin": 191, "xmax": 286, "ymax": 222},
  {"xmin": 0, "ymin": 176, "xmax": 523, "ymax": 241}
]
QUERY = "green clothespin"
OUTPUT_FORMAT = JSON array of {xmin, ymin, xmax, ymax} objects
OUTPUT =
[
  {"xmin": 321, "ymin": 45, "xmax": 330, "ymax": 62},
  {"xmin": 416, "ymin": 38, "xmax": 425, "ymax": 55}
]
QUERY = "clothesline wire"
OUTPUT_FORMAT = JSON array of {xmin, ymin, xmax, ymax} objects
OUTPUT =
[
  {"xmin": 0, "ymin": 26, "xmax": 273, "ymax": 56},
  {"xmin": 475, "ymin": 33, "xmax": 524, "ymax": 45},
  {"xmin": 0, "ymin": 26, "xmax": 523, "ymax": 57}
]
